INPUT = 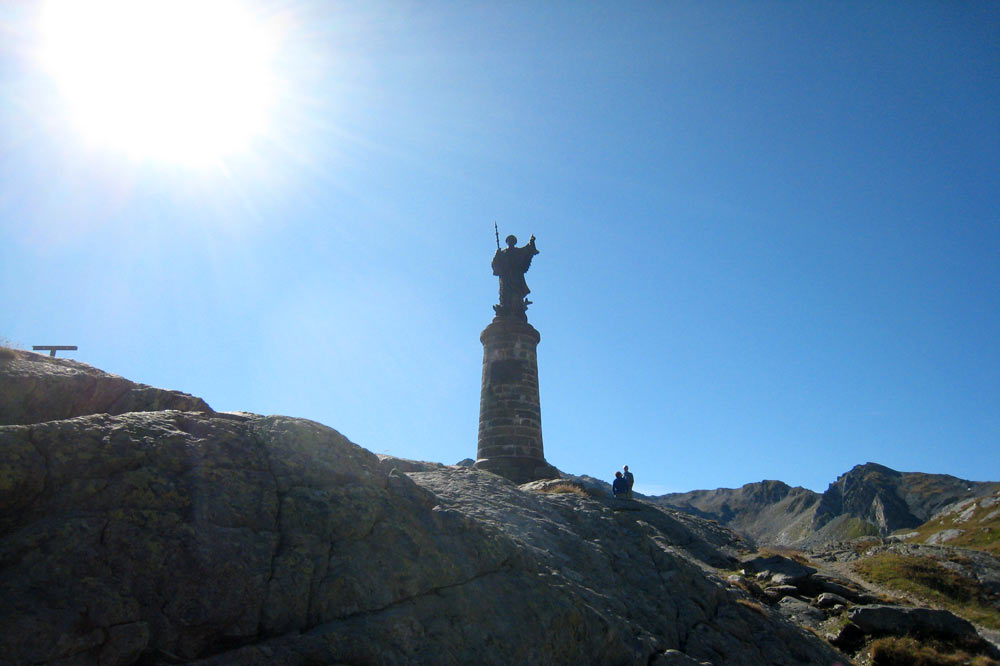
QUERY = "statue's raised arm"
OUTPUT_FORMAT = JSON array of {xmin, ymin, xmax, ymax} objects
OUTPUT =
[{"xmin": 492, "ymin": 233, "xmax": 539, "ymax": 321}]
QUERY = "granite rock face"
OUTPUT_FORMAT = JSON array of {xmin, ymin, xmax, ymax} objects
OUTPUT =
[
  {"xmin": 847, "ymin": 605, "xmax": 979, "ymax": 641},
  {"xmin": 0, "ymin": 355, "xmax": 850, "ymax": 665},
  {"xmin": 2, "ymin": 434, "xmax": 850, "ymax": 662},
  {"xmin": 0, "ymin": 348, "xmax": 211, "ymax": 425}
]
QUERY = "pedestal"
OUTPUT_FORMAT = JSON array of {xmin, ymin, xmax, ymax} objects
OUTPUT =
[{"xmin": 475, "ymin": 318, "xmax": 559, "ymax": 483}]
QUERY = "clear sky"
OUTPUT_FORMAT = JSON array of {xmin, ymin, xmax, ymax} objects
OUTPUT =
[{"xmin": 2, "ymin": 1, "xmax": 998, "ymax": 495}]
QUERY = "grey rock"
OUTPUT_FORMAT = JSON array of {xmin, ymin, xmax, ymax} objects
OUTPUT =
[
  {"xmin": 803, "ymin": 573, "xmax": 878, "ymax": 604},
  {"xmin": 762, "ymin": 585, "xmax": 800, "ymax": 601},
  {"xmin": 815, "ymin": 592, "xmax": 850, "ymax": 608},
  {"xmin": 887, "ymin": 531, "xmax": 920, "ymax": 542},
  {"xmin": 0, "ymin": 358, "xmax": 851, "ymax": 666},
  {"xmin": 776, "ymin": 597, "xmax": 826, "ymax": 628},
  {"xmin": 376, "ymin": 454, "xmax": 445, "ymax": 473},
  {"xmin": 741, "ymin": 554, "xmax": 816, "ymax": 584},
  {"xmin": 520, "ymin": 477, "xmax": 588, "ymax": 494},
  {"xmin": 0, "ymin": 410, "xmax": 851, "ymax": 666},
  {"xmin": 848, "ymin": 604, "xmax": 978, "ymax": 641},
  {"xmin": 925, "ymin": 528, "xmax": 964, "ymax": 544},
  {"xmin": 821, "ymin": 619, "xmax": 866, "ymax": 653},
  {"xmin": 0, "ymin": 348, "xmax": 211, "ymax": 425}
]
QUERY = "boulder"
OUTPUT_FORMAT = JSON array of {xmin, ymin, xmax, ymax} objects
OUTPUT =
[
  {"xmin": 815, "ymin": 592, "xmax": 850, "ymax": 609},
  {"xmin": 822, "ymin": 620, "xmax": 866, "ymax": 653},
  {"xmin": 0, "ymin": 349, "xmax": 211, "ymax": 425},
  {"xmin": 926, "ymin": 528, "xmax": 964, "ymax": 544},
  {"xmin": 801, "ymin": 573, "xmax": 879, "ymax": 603},
  {"xmin": 776, "ymin": 597, "xmax": 826, "ymax": 628},
  {"xmin": 740, "ymin": 554, "xmax": 816, "ymax": 585},
  {"xmin": 762, "ymin": 585, "xmax": 800, "ymax": 601},
  {"xmin": 847, "ymin": 604, "xmax": 978, "ymax": 641}
]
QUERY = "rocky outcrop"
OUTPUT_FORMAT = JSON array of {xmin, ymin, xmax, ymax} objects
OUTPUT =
[
  {"xmin": 375, "ymin": 453, "xmax": 445, "ymax": 474},
  {"xmin": 0, "ymin": 348, "xmax": 211, "ymax": 425},
  {"xmin": 812, "ymin": 463, "xmax": 918, "ymax": 535},
  {"xmin": 0, "ymin": 350, "xmax": 853, "ymax": 666},
  {"xmin": 0, "ymin": 409, "xmax": 851, "ymax": 666},
  {"xmin": 729, "ymin": 551, "xmax": 999, "ymax": 661},
  {"xmin": 741, "ymin": 554, "xmax": 816, "ymax": 585},
  {"xmin": 847, "ymin": 605, "xmax": 979, "ymax": 641}
]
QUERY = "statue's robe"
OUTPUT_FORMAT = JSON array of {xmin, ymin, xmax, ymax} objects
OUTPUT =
[{"xmin": 492, "ymin": 241, "xmax": 538, "ymax": 308}]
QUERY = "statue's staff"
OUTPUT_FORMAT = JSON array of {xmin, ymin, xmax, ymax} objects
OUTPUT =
[{"xmin": 494, "ymin": 221, "xmax": 500, "ymax": 250}]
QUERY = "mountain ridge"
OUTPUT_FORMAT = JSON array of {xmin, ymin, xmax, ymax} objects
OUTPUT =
[{"xmin": 653, "ymin": 462, "xmax": 999, "ymax": 548}]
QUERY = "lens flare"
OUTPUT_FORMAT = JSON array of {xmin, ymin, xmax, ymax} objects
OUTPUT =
[{"xmin": 39, "ymin": 0, "xmax": 280, "ymax": 165}]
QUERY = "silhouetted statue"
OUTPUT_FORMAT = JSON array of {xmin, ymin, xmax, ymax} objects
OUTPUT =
[{"xmin": 492, "ymin": 234, "xmax": 538, "ymax": 320}]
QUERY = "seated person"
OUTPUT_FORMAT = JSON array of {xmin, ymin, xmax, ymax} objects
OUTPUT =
[{"xmin": 612, "ymin": 471, "xmax": 629, "ymax": 498}]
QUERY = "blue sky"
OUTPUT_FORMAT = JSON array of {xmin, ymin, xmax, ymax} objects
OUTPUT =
[{"xmin": 2, "ymin": 1, "xmax": 998, "ymax": 495}]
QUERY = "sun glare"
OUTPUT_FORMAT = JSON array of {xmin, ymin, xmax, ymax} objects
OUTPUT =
[{"xmin": 39, "ymin": 0, "xmax": 280, "ymax": 165}]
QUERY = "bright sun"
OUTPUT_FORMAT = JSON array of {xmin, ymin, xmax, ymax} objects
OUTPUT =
[{"xmin": 39, "ymin": 0, "xmax": 280, "ymax": 165}]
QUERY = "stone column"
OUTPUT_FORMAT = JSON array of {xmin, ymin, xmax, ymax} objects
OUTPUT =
[{"xmin": 475, "ymin": 318, "xmax": 558, "ymax": 483}]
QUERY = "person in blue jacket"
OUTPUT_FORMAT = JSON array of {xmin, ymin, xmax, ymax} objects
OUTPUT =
[
  {"xmin": 612, "ymin": 471, "xmax": 629, "ymax": 499},
  {"xmin": 622, "ymin": 465, "xmax": 634, "ymax": 499}
]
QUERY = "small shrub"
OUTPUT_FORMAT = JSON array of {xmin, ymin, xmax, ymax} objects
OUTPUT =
[
  {"xmin": 734, "ymin": 598, "xmax": 768, "ymax": 617},
  {"xmin": 537, "ymin": 483, "xmax": 587, "ymax": 497},
  {"xmin": 728, "ymin": 575, "xmax": 770, "ymax": 604}
]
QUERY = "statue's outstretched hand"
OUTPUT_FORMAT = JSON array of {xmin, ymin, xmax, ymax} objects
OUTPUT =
[{"xmin": 530, "ymin": 235, "xmax": 536, "ymax": 243}]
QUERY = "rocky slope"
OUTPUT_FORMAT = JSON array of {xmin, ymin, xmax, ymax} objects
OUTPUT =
[
  {"xmin": 0, "ymin": 350, "xmax": 850, "ymax": 666},
  {"xmin": 653, "ymin": 463, "xmax": 998, "ymax": 548},
  {"xmin": 0, "ymin": 347, "xmax": 211, "ymax": 425}
]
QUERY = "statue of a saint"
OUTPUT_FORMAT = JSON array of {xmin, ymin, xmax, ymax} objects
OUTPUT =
[{"xmin": 492, "ymin": 233, "xmax": 538, "ymax": 319}]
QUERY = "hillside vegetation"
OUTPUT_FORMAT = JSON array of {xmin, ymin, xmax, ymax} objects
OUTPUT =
[
  {"xmin": 901, "ymin": 491, "xmax": 1000, "ymax": 555},
  {"xmin": 853, "ymin": 552, "xmax": 1000, "ymax": 631}
]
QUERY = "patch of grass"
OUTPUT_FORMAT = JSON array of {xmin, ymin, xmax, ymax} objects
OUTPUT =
[
  {"xmin": 843, "ymin": 516, "xmax": 881, "ymax": 539},
  {"xmin": 853, "ymin": 553, "xmax": 1000, "ymax": 630},
  {"xmin": 727, "ymin": 575, "xmax": 770, "ymax": 604},
  {"xmin": 757, "ymin": 546, "xmax": 812, "ymax": 566},
  {"xmin": 734, "ymin": 597, "xmax": 768, "ymax": 617},
  {"xmin": 871, "ymin": 636, "xmax": 1000, "ymax": 666},
  {"xmin": 537, "ymin": 483, "xmax": 587, "ymax": 496},
  {"xmin": 850, "ymin": 537, "xmax": 882, "ymax": 553}
]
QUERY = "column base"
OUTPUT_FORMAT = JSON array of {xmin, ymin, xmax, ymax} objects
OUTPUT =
[{"xmin": 474, "ymin": 456, "xmax": 560, "ymax": 485}]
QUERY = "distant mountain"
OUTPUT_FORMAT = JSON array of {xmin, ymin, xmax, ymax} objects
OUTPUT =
[
  {"xmin": 653, "ymin": 462, "xmax": 999, "ymax": 548},
  {"xmin": 651, "ymin": 480, "xmax": 821, "ymax": 546}
]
